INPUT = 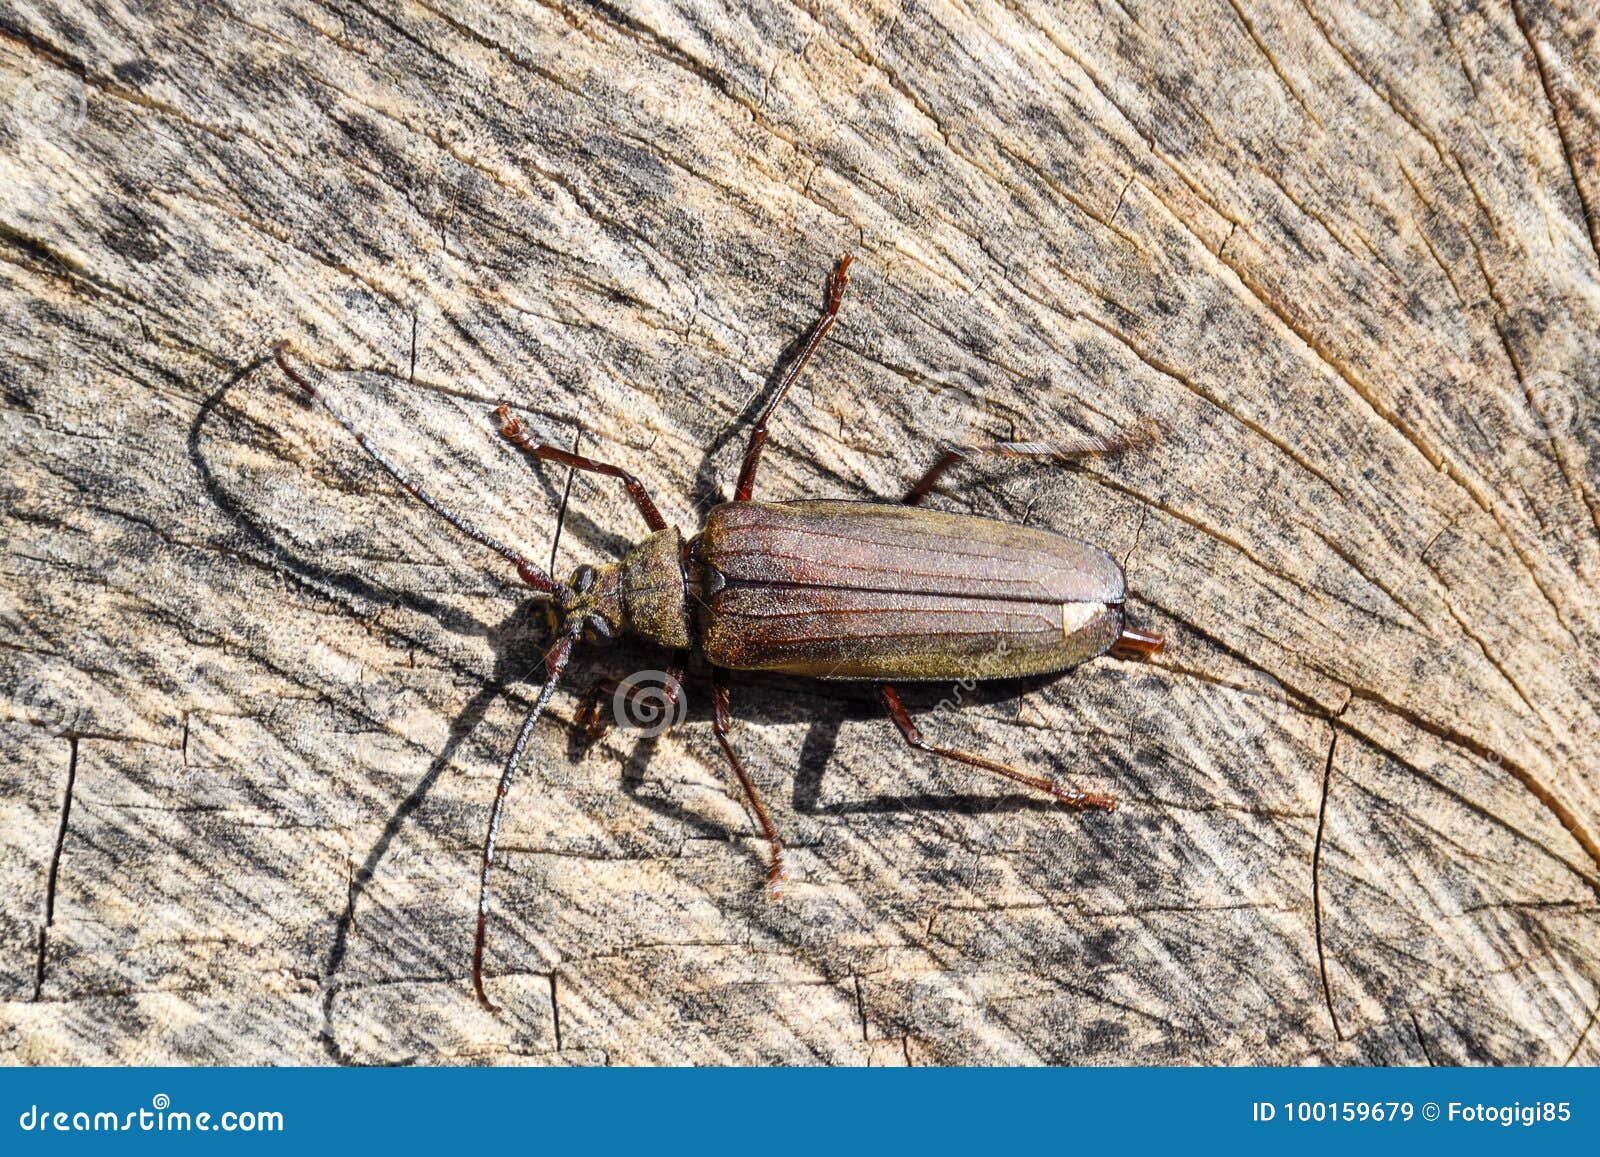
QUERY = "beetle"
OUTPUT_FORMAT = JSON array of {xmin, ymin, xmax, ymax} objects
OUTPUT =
[{"xmin": 273, "ymin": 254, "xmax": 1165, "ymax": 1010}]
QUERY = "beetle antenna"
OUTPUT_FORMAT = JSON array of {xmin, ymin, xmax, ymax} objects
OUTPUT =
[
  {"xmin": 472, "ymin": 625, "xmax": 580, "ymax": 1011},
  {"xmin": 547, "ymin": 429, "xmax": 581, "ymax": 576},
  {"xmin": 273, "ymin": 342, "xmax": 560, "ymax": 595}
]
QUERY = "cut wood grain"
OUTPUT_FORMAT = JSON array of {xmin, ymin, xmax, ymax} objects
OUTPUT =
[{"xmin": 1, "ymin": 0, "xmax": 1596, "ymax": 1065}]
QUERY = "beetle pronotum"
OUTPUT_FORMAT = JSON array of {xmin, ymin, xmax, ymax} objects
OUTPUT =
[{"xmin": 275, "ymin": 255, "xmax": 1165, "ymax": 1009}]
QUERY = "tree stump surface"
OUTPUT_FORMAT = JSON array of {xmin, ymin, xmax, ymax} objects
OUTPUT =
[{"xmin": 2, "ymin": 0, "xmax": 1598, "ymax": 1065}]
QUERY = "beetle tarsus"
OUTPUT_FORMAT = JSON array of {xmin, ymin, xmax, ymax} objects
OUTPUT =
[
  {"xmin": 574, "ymin": 681, "xmax": 616, "ymax": 745},
  {"xmin": 1046, "ymin": 786, "xmax": 1118, "ymax": 811},
  {"xmin": 495, "ymin": 403, "xmax": 528, "ymax": 443},
  {"xmin": 826, "ymin": 252, "xmax": 854, "ymax": 310}
]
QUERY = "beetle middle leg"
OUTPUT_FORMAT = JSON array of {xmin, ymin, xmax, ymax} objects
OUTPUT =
[
  {"xmin": 877, "ymin": 684, "xmax": 1116, "ymax": 810},
  {"xmin": 733, "ymin": 253, "xmax": 855, "ymax": 502},
  {"xmin": 496, "ymin": 405, "xmax": 668, "ymax": 532},
  {"xmin": 710, "ymin": 670, "xmax": 786, "ymax": 889}
]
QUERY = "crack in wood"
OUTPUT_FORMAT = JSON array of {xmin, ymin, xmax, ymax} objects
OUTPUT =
[
  {"xmin": 31, "ymin": 736, "xmax": 77, "ymax": 1002},
  {"xmin": 1311, "ymin": 729, "xmax": 1341, "ymax": 1041}
]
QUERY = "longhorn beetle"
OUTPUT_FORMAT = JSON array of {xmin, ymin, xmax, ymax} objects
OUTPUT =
[{"xmin": 273, "ymin": 254, "xmax": 1166, "ymax": 1010}]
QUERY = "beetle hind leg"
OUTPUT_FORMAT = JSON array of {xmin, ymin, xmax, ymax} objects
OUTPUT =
[
  {"xmin": 902, "ymin": 421, "xmax": 1161, "ymax": 506},
  {"xmin": 878, "ymin": 684, "xmax": 1115, "ymax": 811}
]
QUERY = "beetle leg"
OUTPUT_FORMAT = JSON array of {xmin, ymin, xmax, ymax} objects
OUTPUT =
[
  {"xmin": 877, "ymin": 684, "xmax": 1116, "ymax": 810},
  {"xmin": 573, "ymin": 655, "xmax": 688, "ymax": 744},
  {"xmin": 495, "ymin": 405, "xmax": 669, "ymax": 533},
  {"xmin": 710, "ymin": 670, "xmax": 787, "ymax": 890},
  {"xmin": 902, "ymin": 422, "xmax": 1160, "ymax": 506},
  {"xmin": 734, "ymin": 253, "xmax": 855, "ymax": 502}
]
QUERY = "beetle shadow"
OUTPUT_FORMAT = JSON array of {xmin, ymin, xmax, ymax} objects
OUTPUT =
[
  {"xmin": 782, "ymin": 674, "xmax": 1100, "ymax": 817},
  {"xmin": 190, "ymin": 357, "xmax": 568, "ymax": 1059},
  {"xmin": 315, "ymin": 600, "xmax": 551, "ymax": 1063},
  {"xmin": 189, "ymin": 356, "xmax": 512, "ymax": 639}
]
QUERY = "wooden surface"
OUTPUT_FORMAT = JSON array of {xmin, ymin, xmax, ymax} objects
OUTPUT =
[{"xmin": 1, "ymin": 0, "xmax": 1597, "ymax": 1066}]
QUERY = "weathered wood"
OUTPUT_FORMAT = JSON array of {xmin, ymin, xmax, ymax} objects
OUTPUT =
[{"xmin": 1, "ymin": 0, "xmax": 1597, "ymax": 1065}]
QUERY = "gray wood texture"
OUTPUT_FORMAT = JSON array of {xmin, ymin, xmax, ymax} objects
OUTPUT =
[{"xmin": 1, "ymin": 0, "xmax": 1597, "ymax": 1065}]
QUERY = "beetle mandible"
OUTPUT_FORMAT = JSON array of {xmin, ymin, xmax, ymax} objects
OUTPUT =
[{"xmin": 273, "ymin": 254, "xmax": 1166, "ymax": 1010}]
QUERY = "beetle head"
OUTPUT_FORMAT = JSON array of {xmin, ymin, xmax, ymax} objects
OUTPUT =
[{"xmin": 555, "ymin": 562, "xmax": 625, "ymax": 645}]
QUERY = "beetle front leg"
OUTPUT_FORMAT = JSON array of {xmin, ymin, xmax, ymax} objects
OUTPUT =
[
  {"xmin": 495, "ymin": 406, "xmax": 669, "ymax": 533},
  {"xmin": 902, "ymin": 422, "xmax": 1160, "ymax": 506},
  {"xmin": 710, "ymin": 670, "xmax": 786, "ymax": 890},
  {"xmin": 877, "ymin": 684, "xmax": 1116, "ymax": 810}
]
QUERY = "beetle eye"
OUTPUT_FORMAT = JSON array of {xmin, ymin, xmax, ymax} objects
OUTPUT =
[
  {"xmin": 586, "ymin": 615, "xmax": 613, "ymax": 643},
  {"xmin": 571, "ymin": 565, "xmax": 595, "ymax": 594}
]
